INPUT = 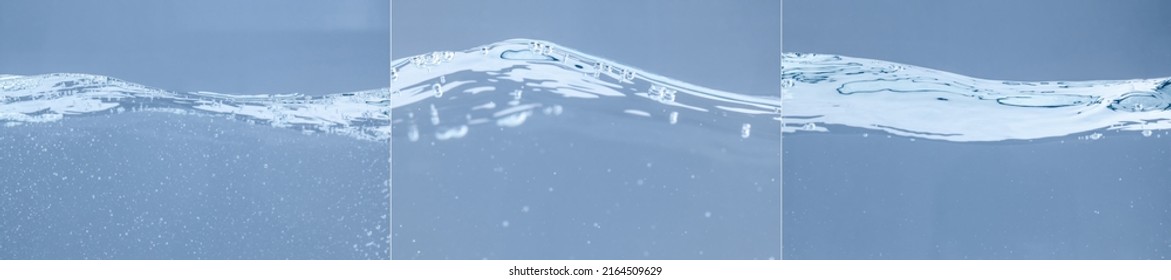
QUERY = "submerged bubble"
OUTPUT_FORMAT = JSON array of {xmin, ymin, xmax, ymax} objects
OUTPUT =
[
  {"xmin": 801, "ymin": 122, "xmax": 818, "ymax": 131},
  {"xmin": 741, "ymin": 123, "xmax": 751, "ymax": 138},
  {"xmin": 669, "ymin": 111, "xmax": 678, "ymax": 125},
  {"xmin": 781, "ymin": 78, "xmax": 795, "ymax": 88},
  {"xmin": 391, "ymin": 68, "xmax": 398, "ymax": 81},
  {"xmin": 1142, "ymin": 130, "xmax": 1153, "ymax": 137},
  {"xmin": 649, "ymin": 85, "xmax": 677, "ymax": 102},
  {"xmin": 481, "ymin": 47, "xmax": 488, "ymax": 55},
  {"xmin": 433, "ymin": 83, "xmax": 444, "ymax": 98},
  {"xmin": 430, "ymin": 104, "xmax": 440, "ymax": 125},
  {"xmin": 408, "ymin": 125, "xmax": 420, "ymax": 142}
]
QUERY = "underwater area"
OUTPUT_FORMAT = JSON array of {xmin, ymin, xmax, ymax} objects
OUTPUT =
[
  {"xmin": 0, "ymin": 75, "xmax": 390, "ymax": 259},
  {"xmin": 782, "ymin": 53, "xmax": 1171, "ymax": 259},
  {"xmin": 390, "ymin": 40, "xmax": 781, "ymax": 259}
]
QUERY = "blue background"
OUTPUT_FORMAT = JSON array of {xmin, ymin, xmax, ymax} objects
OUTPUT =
[{"xmin": 0, "ymin": 0, "xmax": 389, "ymax": 95}]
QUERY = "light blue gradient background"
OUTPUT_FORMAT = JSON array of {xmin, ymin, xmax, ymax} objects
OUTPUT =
[
  {"xmin": 784, "ymin": 0, "xmax": 1171, "ymax": 80},
  {"xmin": 0, "ymin": 0, "xmax": 389, "ymax": 95}
]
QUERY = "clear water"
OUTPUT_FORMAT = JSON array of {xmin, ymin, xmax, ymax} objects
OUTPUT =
[
  {"xmin": 783, "ymin": 53, "xmax": 1171, "ymax": 259},
  {"xmin": 390, "ymin": 39, "xmax": 781, "ymax": 259},
  {"xmin": 0, "ymin": 74, "xmax": 389, "ymax": 259}
]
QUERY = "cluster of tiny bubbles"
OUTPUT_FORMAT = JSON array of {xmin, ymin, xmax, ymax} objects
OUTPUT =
[
  {"xmin": 541, "ymin": 105, "xmax": 563, "ymax": 115},
  {"xmin": 800, "ymin": 122, "xmax": 818, "ymax": 131},
  {"xmin": 621, "ymin": 68, "xmax": 636, "ymax": 82},
  {"xmin": 884, "ymin": 63, "xmax": 905, "ymax": 73},
  {"xmin": 741, "ymin": 123, "xmax": 752, "ymax": 138},
  {"xmin": 411, "ymin": 51, "xmax": 457, "ymax": 69},
  {"xmin": 509, "ymin": 89, "xmax": 523, "ymax": 106},
  {"xmin": 781, "ymin": 78, "xmax": 795, "ymax": 88},
  {"xmin": 432, "ymin": 83, "xmax": 443, "ymax": 98},
  {"xmin": 660, "ymin": 86, "xmax": 679, "ymax": 103},
  {"xmin": 528, "ymin": 41, "xmax": 554, "ymax": 56},
  {"xmin": 1079, "ymin": 132, "xmax": 1104, "ymax": 141},
  {"xmin": 430, "ymin": 104, "xmax": 440, "ymax": 125}
]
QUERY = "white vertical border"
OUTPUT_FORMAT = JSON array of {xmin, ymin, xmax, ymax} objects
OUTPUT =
[
  {"xmin": 778, "ymin": 0, "xmax": 784, "ymax": 260},
  {"xmin": 387, "ymin": 0, "xmax": 394, "ymax": 260}
]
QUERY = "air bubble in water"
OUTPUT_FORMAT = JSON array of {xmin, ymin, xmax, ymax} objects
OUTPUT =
[
  {"xmin": 801, "ymin": 122, "xmax": 818, "ymax": 131},
  {"xmin": 430, "ymin": 104, "xmax": 440, "ymax": 125},
  {"xmin": 1142, "ymin": 130, "xmax": 1153, "ymax": 137},
  {"xmin": 408, "ymin": 125, "xmax": 420, "ymax": 142},
  {"xmin": 391, "ymin": 68, "xmax": 398, "ymax": 81},
  {"xmin": 440, "ymin": 75, "xmax": 446, "ymax": 84},
  {"xmin": 592, "ymin": 62, "xmax": 604, "ymax": 78},
  {"xmin": 481, "ymin": 47, "xmax": 488, "ymax": 55},
  {"xmin": 781, "ymin": 78, "xmax": 795, "ymax": 88},
  {"xmin": 622, "ymin": 69, "xmax": 635, "ymax": 82},
  {"xmin": 741, "ymin": 123, "xmax": 751, "ymax": 138},
  {"xmin": 1088, "ymin": 132, "xmax": 1103, "ymax": 140},
  {"xmin": 433, "ymin": 83, "xmax": 443, "ymax": 98},
  {"xmin": 443, "ymin": 51, "xmax": 454, "ymax": 61},
  {"xmin": 669, "ymin": 111, "xmax": 678, "ymax": 124}
]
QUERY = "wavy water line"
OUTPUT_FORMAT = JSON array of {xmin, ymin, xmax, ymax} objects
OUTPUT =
[
  {"xmin": 8, "ymin": 40, "xmax": 1154, "ymax": 143},
  {"xmin": 389, "ymin": 39, "xmax": 783, "ymax": 143},
  {"xmin": 0, "ymin": 73, "xmax": 391, "ymax": 140},
  {"xmin": 782, "ymin": 53, "xmax": 1171, "ymax": 141}
]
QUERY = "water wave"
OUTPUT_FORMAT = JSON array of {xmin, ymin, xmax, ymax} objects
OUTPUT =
[
  {"xmin": 0, "ymin": 73, "xmax": 391, "ymax": 141},
  {"xmin": 783, "ymin": 53, "xmax": 1171, "ymax": 141},
  {"xmin": 389, "ymin": 38, "xmax": 782, "ymax": 143}
]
